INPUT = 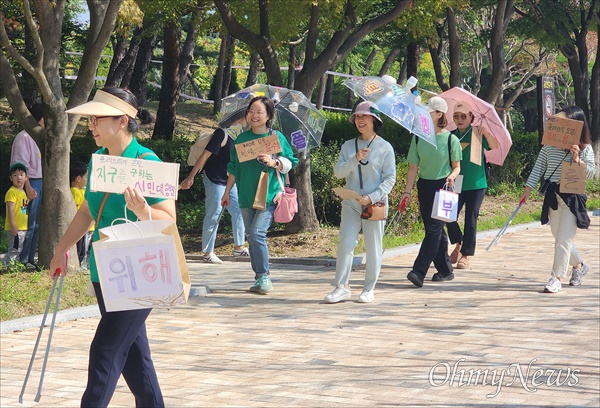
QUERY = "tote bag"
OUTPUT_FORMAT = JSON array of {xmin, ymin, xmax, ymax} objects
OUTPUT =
[
  {"xmin": 431, "ymin": 185, "xmax": 459, "ymax": 222},
  {"xmin": 94, "ymin": 219, "xmax": 190, "ymax": 312},
  {"xmin": 273, "ymin": 169, "xmax": 298, "ymax": 223}
]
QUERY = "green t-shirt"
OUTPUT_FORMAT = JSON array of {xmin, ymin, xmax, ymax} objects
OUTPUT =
[
  {"xmin": 452, "ymin": 126, "xmax": 490, "ymax": 191},
  {"xmin": 227, "ymin": 130, "xmax": 298, "ymax": 209},
  {"xmin": 85, "ymin": 138, "xmax": 165, "ymax": 282},
  {"xmin": 407, "ymin": 130, "xmax": 462, "ymax": 180}
]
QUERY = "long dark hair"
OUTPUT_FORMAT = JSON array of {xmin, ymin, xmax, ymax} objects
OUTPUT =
[
  {"xmin": 246, "ymin": 96, "xmax": 275, "ymax": 128},
  {"xmin": 560, "ymin": 105, "xmax": 592, "ymax": 146},
  {"xmin": 101, "ymin": 87, "xmax": 154, "ymax": 133}
]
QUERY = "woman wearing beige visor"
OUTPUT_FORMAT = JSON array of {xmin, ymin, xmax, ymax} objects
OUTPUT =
[{"xmin": 50, "ymin": 87, "xmax": 173, "ymax": 407}]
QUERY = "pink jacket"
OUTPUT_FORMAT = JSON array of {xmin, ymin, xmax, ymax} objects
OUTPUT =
[{"xmin": 11, "ymin": 130, "xmax": 42, "ymax": 179}]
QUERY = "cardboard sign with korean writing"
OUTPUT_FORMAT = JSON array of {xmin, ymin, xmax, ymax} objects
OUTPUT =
[
  {"xmin": 90, "ymin": 154, "xmax": 179, "ymax": 200},
  {"xmin": 541, "ymin": 116, "xmax": 583, "ymax": 149},
  {"xmin": 559, "ymin": 162, "xmax": 586, "ymax": 194},
  {"xmin": 94, "ymin": 220, "xmax": 190, "ymax": 312},
  {"xmin": 235, "ymin": 133, "xmax": 282, "ymax": 162}
]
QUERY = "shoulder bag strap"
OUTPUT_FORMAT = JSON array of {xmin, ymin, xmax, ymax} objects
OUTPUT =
[
  {"xmin": 355, "ymin": 138, "xmax": 363, "ymax": 193},
  {"xmin": 547, "ymin": 151, "xmax": 570, "ymax": 180}
]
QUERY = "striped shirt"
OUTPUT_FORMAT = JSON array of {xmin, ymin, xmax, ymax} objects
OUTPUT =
[{"xmin": 526, "ymin": 145, "xmax": 596, "ymax": 189}]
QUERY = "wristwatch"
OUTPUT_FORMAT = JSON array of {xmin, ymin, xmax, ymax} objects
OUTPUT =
[{"xmin": 275, "ymin": 159, "xmax": 280, "ymax": 168}]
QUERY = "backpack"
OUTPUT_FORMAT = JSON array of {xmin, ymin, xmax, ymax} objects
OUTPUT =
[{"xmin": 187, "ymin": 132, "xmax": 214, "ymax": 166}]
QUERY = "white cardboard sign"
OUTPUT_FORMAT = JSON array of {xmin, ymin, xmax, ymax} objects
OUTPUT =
[{"xmin": 90, "ymin": 154, "xmax": 180, "ymax": 200}]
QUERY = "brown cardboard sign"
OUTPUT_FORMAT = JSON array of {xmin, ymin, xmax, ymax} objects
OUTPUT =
[
  {"xmin": 559, "ymin": 162, "xmax": 586, "ymax": 194},
  {"xmin": 541, "ymin": 116, "xmax": 583, "ymax": 149},
  {"xmin": 235, "ymin": 133, "xmax": 282, "ymax": 162}
]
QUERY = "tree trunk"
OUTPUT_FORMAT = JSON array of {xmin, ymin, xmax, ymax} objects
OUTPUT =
[
  {"xmin": 483, "ymin": 1, "xmax": 514, "ymax": 104},
  {"xmin": 288, "ymin": 43, "xmax": 296, "ymax": 89},
  {"xmin": 129, "ymin": 25, "xmax": 157, "ymax": 107},
  {"xmin": 324, "ymin": 73, "xmax": 334, "ymax": 107},
  {"xmin": 245, "ymin": 52, "xmax": 260, "ymax": 87},
  {"xmin": 179, "ymin": 10, "xmax": 200, "ymax": 88},
  {"xmin": 378, "ymin": 47, "xmax": 401, "ymax": 77},
  {"xmin": 221, "ymin": 34, "xmax": 235, "ymax": 97},
  {"xmin": 447, "ymin": 6, "xmax": 461, "ymax": 88},
  {"xmin": 397, "ymin": 57, "xmax": 407, "ymax": 84},
  {"xmin": 406, "ymin": 42, "xmax": 420, "ymax": 79},
  {"xmin": 364, "ymin": 46, "xmax": 378, "ymax": 75},
  {"xmin": 22, "ymin": 24, "xmax": 38, "ymax": 106},
  {"xmin": 105, "ymin": 34, "xmax": 128, "ymax": 87},
  {"xmin": 286, "ymin": 158, "xmax": 319, "ymax": 233},
  {"xmin": 107, "ymin": 30, "xmax": 141, "ymax": 88},
  {"xmin": 346, "ymin": 67, "xmax": 355, "ymax": 109},
  {"xmin": 213, "ymin": 34, "xmax": 228, "ymax": 114},
  {"xmin": 316, "ymin": 73, "xmax": 326, "ymax": 109},
  {"xmin": 152, "ymin": 22, "xmax": 180, "ymax": 140}
]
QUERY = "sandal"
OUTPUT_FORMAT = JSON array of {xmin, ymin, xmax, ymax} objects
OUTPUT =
[
  {"xmin": 456, "ymin": 257, "xmax": 470, "ymax": 269},
  {"xmin": 450, "ymin": 245, "xmax": 461, "ymax": 264}
]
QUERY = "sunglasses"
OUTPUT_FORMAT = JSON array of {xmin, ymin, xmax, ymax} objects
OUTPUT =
[
  {"xmin": 88, "ymin": 115, "xmax": 117, "ymax": 126},
  {"xmin": 452, "ymin": 113, "xmax": 469, "ymax": 120}
]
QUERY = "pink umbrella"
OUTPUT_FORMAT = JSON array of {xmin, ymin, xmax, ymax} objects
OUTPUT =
[{"xmin": 439, "ymin": 87, "xmax": 512, "ymax": 165}]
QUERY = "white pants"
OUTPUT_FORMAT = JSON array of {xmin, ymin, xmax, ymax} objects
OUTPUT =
[
  {"xmin": 549, "ymin": 194, "xmax": 582, "ymax": 278},
  {"xmin": 333, "ymin": 202, "xmax": 385, "ymax": 292}
]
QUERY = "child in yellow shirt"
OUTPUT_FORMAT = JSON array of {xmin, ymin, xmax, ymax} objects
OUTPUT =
[
  {"xmin": 4, "ymin": 162, "xmax": 28, "ymax": 265},
  {"xmin": 70, "ymin": 161, "xmax": 94, "ymax": 268}
]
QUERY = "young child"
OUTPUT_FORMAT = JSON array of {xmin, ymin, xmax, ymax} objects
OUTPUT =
[
  {"xmin": 4, "ymin": 162, "xmax": 29, "ymax": 265},
  {"xmin": 70, "ymin": 161, "xmax": 94, "ymax": 268}
]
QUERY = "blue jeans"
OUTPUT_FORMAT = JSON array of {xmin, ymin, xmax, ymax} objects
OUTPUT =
[
  {"xmin": 202, "ymin": 174, "xmax": 245, "ymax": 254},
  {"xmin": 241, "ymin": 206, "xmax": 275, "ymax": 278},
  {"xmin": 20, "ymin": 178, "xmax": 42, "ymax": 263}
]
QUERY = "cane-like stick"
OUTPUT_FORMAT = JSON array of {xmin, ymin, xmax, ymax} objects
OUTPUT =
[
  {"xmin": 34, "ymin": 273, "xmax": 64, "ymax": 402},
  {"xmin": 19, "ymin": 254, "xmax": 66, "ymax": 404},
  {"xmin": 486, "ymin": 201, "xmax": 524, "ymax": 251}
]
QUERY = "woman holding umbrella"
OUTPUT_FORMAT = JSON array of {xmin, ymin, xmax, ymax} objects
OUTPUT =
[
  {"xmin": 222, "ymin": 96, "xmax": 298, "ymax": 294},
  {"xmin": 324, "ymin": 101, "xmax": 396, "ymax": 303},
  {"xmin": 519, "ymin": 106, "xmax": 595, "ymax": 293},
  {"xmin": 445, "ymin": 100, "xmax": 499, "ymax": 269},
  {"xmin": 400, "ymin": 96, "xmax": 462, "ymax": 288}
]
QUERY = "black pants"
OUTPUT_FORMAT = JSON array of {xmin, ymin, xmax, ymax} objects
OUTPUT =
[
  {"xmin": 446, "ymin": 188, "xmax": 486, "ymax": 256},
  {"xmin": 81, "ymin": 282, "xmax": 164, "ymax": 408},
  {"xmin": 411, "ymin": 178, "xmax": 453, "ymax": 278}
]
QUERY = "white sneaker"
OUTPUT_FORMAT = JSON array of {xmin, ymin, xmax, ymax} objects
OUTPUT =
[
  {"xmin": 203, "ymin": 253, "xmax": 223, "ymax": 264},
  {"xmin": 357, "ymin": 290, "xmax": 374, "ymax": 303},
  {"xmin": 544, "ymin": 277, "xmax": 562, "ymax": 293},
  {"xmin": 569, "ymin": 262, "xmax": 589, "ymax": 286},
  {"xmin": 324, "ymin": 285, "xmax": 351, "ymax": 303},
  {"xmin": 233, "ymin": 247, "xmax": 250, "ymax": 257}
]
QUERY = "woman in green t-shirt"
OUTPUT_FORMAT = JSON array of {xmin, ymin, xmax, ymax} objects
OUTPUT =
[
  {"xmin": 50, "ymin": 87, "xmax": 174, "ymax": 407},
  {"xmin": 222, "ymin": 96, "xmax": 298, "ymax": 294},
  {"xmin": 400, "ymin": 96, "xmax": 462, "ymax": 288},
  {"xmin": 446, "ymin": 101, "xmax": 499, "ymax": 270}
]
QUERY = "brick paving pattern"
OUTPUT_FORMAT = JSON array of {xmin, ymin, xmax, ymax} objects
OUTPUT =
[{"xmin": 1, "ymin": 218, "xmax": 599, "ymax": 407}]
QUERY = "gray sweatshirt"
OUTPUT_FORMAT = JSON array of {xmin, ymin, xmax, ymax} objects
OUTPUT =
[{"xmin": 334, "ymin": 136, "xmax": 396, "ymax": 207}]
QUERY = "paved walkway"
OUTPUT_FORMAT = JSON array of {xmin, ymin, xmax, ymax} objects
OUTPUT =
[{"xmin": 1, "ymin": 218, "xmax": 599, "ymax": 407}]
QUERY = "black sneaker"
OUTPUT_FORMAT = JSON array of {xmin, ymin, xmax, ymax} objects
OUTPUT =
[
  {"xmin": 407, "ymin": 271, "xmax": 424, "ymax": 288},
  {"xmin": 26, "ymin": 262, "xmax": 43, "ymax": 272},
  {"xmin": 432, "ymin": 272, "xmax": 455, "ymax": 282}
]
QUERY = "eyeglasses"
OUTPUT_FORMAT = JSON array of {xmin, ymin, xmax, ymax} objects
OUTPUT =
[
  {"xmin": 88, "ymin": 115, "xmax": 114, "ymax": 126},
  {"xmin": 453, "ymin": 113, "xmax": 469, "ymax": 120},
  {"xmin": 247, "ymin": 110, "xmax": 267, "ymax": 116}
]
